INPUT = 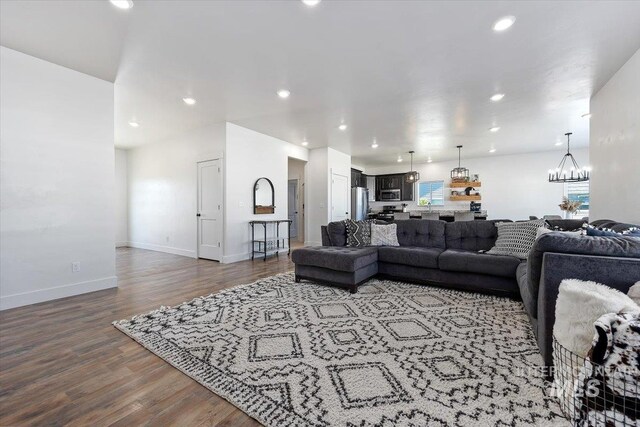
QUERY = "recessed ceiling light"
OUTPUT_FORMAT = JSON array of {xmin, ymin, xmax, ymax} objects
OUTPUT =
[
  {"xmin": 371, "ymin": 139, "xmax": 379, "ymax": 148},
  {"xmin": 555, "ymin": 141, "xmax": 563, "ymax": 146},
  {"xmin": 489, "ymin": 148, "xmax": 497, "ymax": 153},
  {"xmin": 490, "ymin": 93, "xmax": 505, "ymax": 102},
  {"xmin": 397, "ymin": 156, "xmax": 403, "ymax": 163},
  {"xmin": 489, "ymin": 126, "xmax": 500, "ymax": 132},
  {"xmin": 493, "ymin": 16, "xmax": 516, "ymax": 32},
  {"xmin": 338, "ymin": 123, "xmax": 348, "ymax": 131},
  {"xmin": 110, "ymin": 0, "xmax": 133, "ymax": 9},
  {"xmin": 128, "ymin": 121, "xmax": 139, "ymax": 128},
  {"xmin": 182, "ymin": 97, "xmax": 196, "ymax": 106},
  {"xmin": 301, "ymin": 140, "xmax": 309, "ymax": 146},
  {"xmin": 277, "ymin": 89, "xmax": 291, "ymax": 99},
  {"xmin": 427, "ymin": 157, "xmax": 433, "ymax": 163},
  {"xmin": 301, "ymin": 0, "xmax": 321, "ymax": 6},
  {"xmin": 581, "ymin": 113, "xmax": 592, "ymax": 118}
]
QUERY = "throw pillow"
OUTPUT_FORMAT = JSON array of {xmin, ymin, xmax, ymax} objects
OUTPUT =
[
  {"xmin": 585, "ymin": 225, "xmax": 640, "ymax": 237},
  {"xmin": 553, "ymin": 279, "xmax": 640, "ymax": 357},
  {"xmin": 370, "ymin": 223, "xmax": 400, "ymax": 246},
  {"xmin": 487, "ymin": 219, "xmax": 546, "ymax": 259},
  {"xmin": 344, "ymin": 219, "xmax": 373, "ymax": 247},
  {"xmin": 536, "ymin": 227, "xmax": 584, "ymax": 239}
]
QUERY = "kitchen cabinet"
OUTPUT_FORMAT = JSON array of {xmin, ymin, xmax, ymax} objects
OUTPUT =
[
  {"xmin": 402, "ymin": 178, "xmax": 414, "ymax": 201},
  {"xmin": 375, "ymin": 174, "xmax": 402, "ymax": 190},
  {"xmin": 374, "ymin": 174, "xmax": 412, "ymax": 201},
  {"xmin": 351, "ymin": 168, "xmax": 364, "ymax": 187}
]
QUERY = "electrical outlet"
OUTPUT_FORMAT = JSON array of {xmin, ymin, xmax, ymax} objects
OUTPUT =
[{"xmin": 71, "ymin": 262, "xmax": 81, "ymax": 273}]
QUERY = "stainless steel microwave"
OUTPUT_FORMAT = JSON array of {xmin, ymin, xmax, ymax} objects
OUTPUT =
[{"xmin": 380, "ymin": 189, "xmax": 401, "ymax": 201}]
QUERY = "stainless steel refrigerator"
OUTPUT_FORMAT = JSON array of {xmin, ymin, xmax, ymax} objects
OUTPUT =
[{"xmin": 351, "ymin": 187, "xmax": 369, "ymax": 221}]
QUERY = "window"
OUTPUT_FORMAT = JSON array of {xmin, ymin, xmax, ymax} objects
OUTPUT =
[
  {"xmin": 565, "ymin": 181, "xmax": 589, "ymax": 217},
  {"xmin": 418, "ymin": 181, "xmax": 444, "ymax": 206}
]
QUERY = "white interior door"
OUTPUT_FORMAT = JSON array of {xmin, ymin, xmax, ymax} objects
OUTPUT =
[
  {"xmin": 288, "ymin": 180, "xmax": 298, "ymax": 238},
  {"xmin": 197, "ymin": 159, "xmax": 222, "ymax": 261},
  {"xmin": 331, "ymin": 173, "xmax": 349, "ymax": 222}
]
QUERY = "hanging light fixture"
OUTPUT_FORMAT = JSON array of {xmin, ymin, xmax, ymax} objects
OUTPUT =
[
  {"xmin": 548, "ymin": 132, "xmax": 590, "ymax": 183},
  {"xmin": 451, "ymin": 145, "xmax": 469, "ymax": 181},
  {"xmin": 405, "ymin": 151, "xmax": 420, "ymax": 183}
]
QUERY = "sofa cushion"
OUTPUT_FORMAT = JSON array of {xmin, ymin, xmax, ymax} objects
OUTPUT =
[
  {"xmin": 291, "ymin": 246, "xmax": 377, "ymax": 272},
  {"xmin": 327, "ymin": 221, "xmax": 347, "ymax": 246},
  {"xmin": 439, "ymin": 249, "xmax": 521, "ymax": 278},
  {"xmin": 395, "ymin": 219, "xmax": 446, "ymax": 249},
  {"xmin": 377, "ymin": 246, "xmax": 443, "ymax": 269},
  {"xmin": 516, "ymin": 262, "xmax": 535, "ymax": 317},
  {"xmin": 445, "ymin": 221, "xmax": 498, "ymax": 251}
]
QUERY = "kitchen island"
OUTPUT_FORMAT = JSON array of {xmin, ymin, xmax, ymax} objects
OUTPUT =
[{"xmin": 369, "ymin": 209, "xmax": 488, "ymax": 222}]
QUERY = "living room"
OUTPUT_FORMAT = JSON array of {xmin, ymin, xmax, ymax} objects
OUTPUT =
[{"xmin": 1, "ymin": 1, "xmax": 639, "ymax": 426}]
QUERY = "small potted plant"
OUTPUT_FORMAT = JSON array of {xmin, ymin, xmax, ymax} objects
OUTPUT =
[{"xmin": 558, "ymin": 196, "xmax": 582, "ymax": 219}]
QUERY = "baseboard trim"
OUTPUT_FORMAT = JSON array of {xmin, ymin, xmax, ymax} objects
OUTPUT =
[
  {"xmin": 304, "ymin": 240, "xmax": 321, "ymax": 247},
  {"xmin": 222, "ymin": 253, "xmax": 252, "ymax": 264},
  {"xmin": 126, "ymin": 241, "xmax": 197, "ymax": 258},
  {"xmin": 0, "ymin": 276, "xmax": 118, "ymax": 311}
]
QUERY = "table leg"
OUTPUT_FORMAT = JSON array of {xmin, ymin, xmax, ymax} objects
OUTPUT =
[
  {"xmin": 251, "ymin": 223, "xmax": 255, "ymax": 260},
  {"xmin": 288, "ymin": 221, "xmax": 291, "ymax": 256},
  {"xmin": 276, "ymin": 222, "xmax": 280, "ymax": 258},
  {"xmin": 263, "ymin": 224, "xmax": 267, "ymax": 261}
]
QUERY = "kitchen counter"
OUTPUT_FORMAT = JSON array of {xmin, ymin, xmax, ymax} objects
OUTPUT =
[{"xmin": 368, "ymin": 210, "xmax": 487, "ymax": 221}]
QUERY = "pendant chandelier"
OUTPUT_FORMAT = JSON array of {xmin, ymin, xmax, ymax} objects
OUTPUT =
[
  {"xmin": 405, "ymin": 151, "xmax": 420, "ymax": 183},
  {"xmin": 548, "ymin": 132, "xmax": 590, "ymax": 183},
  {"xmin": 451, "ymin": 145, "xmax": 469, "ymax": 181}
]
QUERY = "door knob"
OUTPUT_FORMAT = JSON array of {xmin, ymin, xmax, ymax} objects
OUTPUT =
[{"xmin": 196, "ymin": 213, "xmax": 201, "ymax": 217}]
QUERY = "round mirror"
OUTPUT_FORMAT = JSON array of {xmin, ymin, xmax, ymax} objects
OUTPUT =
[{"xmin": 254, "ymin": 177, "xmax": 275, "ymax": 214}]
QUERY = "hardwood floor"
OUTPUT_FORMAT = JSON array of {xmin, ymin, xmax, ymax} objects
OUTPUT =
[{"xmin": 0, "ymin": 247, "xmax": 300, "ymax": 426}]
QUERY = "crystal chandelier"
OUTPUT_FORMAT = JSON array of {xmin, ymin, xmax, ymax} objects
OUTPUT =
[
  {"xmin": 451, "ymin": 145, "xmax": 469, "ymax": 181},
  {"xmin": 548, "ymin": 133, "xmax": 590, "ymax": 183},
  {"xmin": 405, "ymin": 151, "xmax": 420, "ymax": 183}
]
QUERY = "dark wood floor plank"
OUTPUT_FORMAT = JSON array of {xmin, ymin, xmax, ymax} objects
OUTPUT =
[{"xmin": 0, "ymin": 246, "xmax": 300, "ymax": 426}]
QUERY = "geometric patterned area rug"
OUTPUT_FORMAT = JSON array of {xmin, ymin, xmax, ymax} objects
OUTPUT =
[{"xmin": 113, "ymin": 273, "xmax": 566, "ymax": 426}]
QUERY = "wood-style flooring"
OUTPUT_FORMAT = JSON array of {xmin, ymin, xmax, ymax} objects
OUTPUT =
[{"xmin": 0, "ymin": 247, "xmax": 301, "ymax": 426}]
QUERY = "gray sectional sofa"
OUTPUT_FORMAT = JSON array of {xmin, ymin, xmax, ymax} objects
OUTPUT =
[{"xmin": 292, "ymin": 219, "xmax": 640, "ymax": 368}]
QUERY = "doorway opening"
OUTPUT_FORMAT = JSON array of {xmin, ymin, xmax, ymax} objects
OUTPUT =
[{"xmin": 287, "ymin": 158, "xmax": 306, "ymax": 243}]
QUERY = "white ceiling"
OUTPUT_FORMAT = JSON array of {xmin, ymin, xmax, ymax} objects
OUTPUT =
[{"xmin": 1, "ymin": 1, "xmax": 639, "ymax": 166}]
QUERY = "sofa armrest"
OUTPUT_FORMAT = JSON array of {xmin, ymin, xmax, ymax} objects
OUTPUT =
[{"xmin": 537, "ymin": 252, "xmax": 640, "ymax": 367}]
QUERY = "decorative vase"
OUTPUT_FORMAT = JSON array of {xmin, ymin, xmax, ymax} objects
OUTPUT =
[{"xmin": 563, "ymin": 211, "xmax": 571, "ymax": 219}]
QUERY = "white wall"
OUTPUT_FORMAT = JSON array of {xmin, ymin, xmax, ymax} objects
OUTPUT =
[
  {"xmin": 590, "ymin": 49, "xmax": 640, "ymax": 224},
  {"xmin": 305, "ymin": 147, "xmax": 351, "ymax": 245},
  {"xmin": 223, "ymin": 123, "xmax": 308, "ymax": 262},
  {"xmin": 115, "ymin": 148, "xmax": 128, "ymax": 246},
  {"xmin": 0, "ymin": 47, "xmax": 116, "ymax": 310},
  {"xmin": 288, "ymin": 158, "xmax": 306, "ymax": 243},
  {"xmin": 365, "ymin": 149, "xmax": 589, "ymax": 220},
  {"xmin": 126, "ymin": 123, "xmax": 225, "ymax": 258}
]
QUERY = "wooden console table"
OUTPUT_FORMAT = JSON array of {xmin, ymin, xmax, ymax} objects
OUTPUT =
[{"xmin": 250, "ymin": 220, "xmax": 292, "ymax": 261}]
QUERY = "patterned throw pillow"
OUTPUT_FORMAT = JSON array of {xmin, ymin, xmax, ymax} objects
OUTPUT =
[
  {"xmin": 584, "ymin": 224, "xmax": 640, "ymax": 237},
  {"xmin": 487, "ymin": 219, "xmax": 546, "ymax": 259},
  {"xmin": 370, "ymin": 223, "xmax": 400, "ymax": 247},
  {"xmin": 344, "ymin": 219, "xmax": 373, "ymax": 247}
]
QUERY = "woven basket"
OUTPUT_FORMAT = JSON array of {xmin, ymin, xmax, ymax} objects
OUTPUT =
[{"xmin": 552, "ymin": 337, "xmax": 639, "ymax": 426}]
